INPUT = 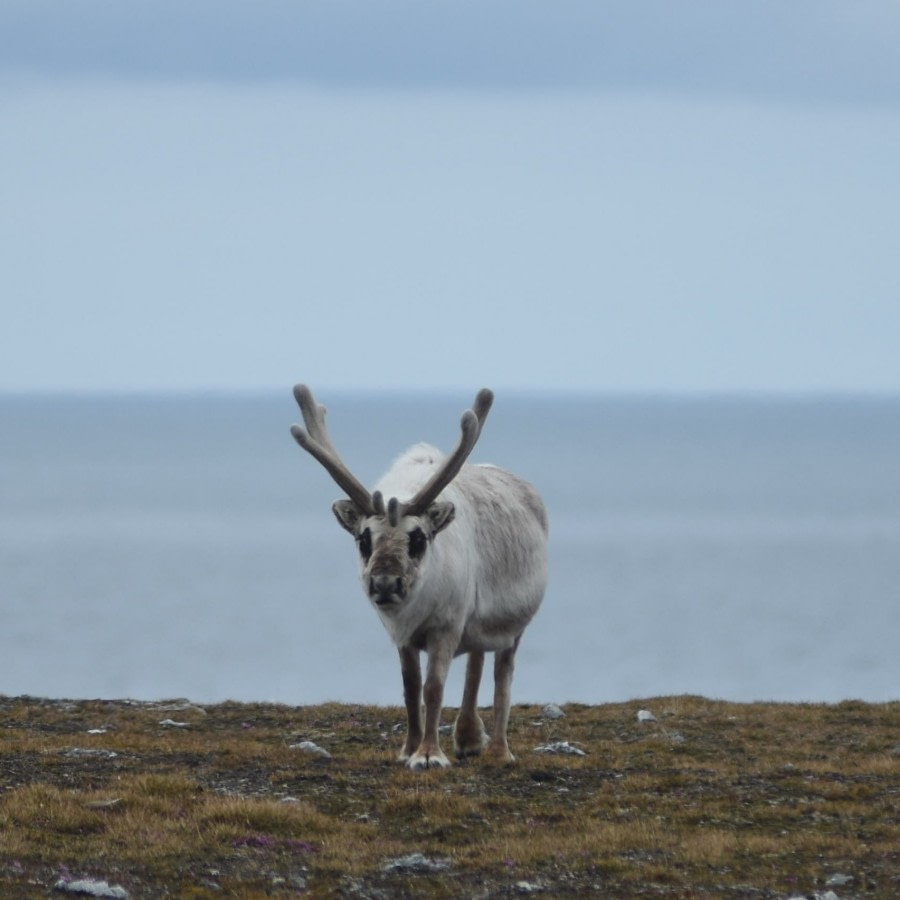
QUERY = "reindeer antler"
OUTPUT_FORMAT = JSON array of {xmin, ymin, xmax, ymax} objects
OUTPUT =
[
  {"xmin": 403, "ymin": 388, "xmax": 494, "ymax": 516},
  {"xmin": 290, "ymin": 384, "xmax": 375, "ymax": 514}
]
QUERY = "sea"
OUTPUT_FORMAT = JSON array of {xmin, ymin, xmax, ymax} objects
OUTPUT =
[{"xmin": 1, "ymin": 392, "xmax": 898, "ymax": 707}]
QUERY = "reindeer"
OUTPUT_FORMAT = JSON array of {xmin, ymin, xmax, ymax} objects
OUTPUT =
[{"xmin": 290, "ymin": 385, "xmax": 548, "ymax": 770}]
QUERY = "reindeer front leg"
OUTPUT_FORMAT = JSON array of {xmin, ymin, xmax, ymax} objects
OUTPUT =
[
  {"xmin": 398, "ymin": 646, "xmax": 423, "ymax": 762},
  {"xmin": 406, "ymin": 640, "xmax": 453, "ymax": 770}
]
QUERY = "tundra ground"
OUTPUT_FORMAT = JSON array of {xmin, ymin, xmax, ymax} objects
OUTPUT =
[{"xmin": 1, "ymin": 695, "xmax": 898, "ymax": 898}]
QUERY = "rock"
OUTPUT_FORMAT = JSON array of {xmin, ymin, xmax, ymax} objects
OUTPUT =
[
  {"xmin": 636, "ymin": 709, "xmax": 657, "ymax": 723},
  {"xmin": 290, "ymin": 740, "xmax": 332, "ymax": 759},
  {"xmin": 516, "ymin": 880, "xmax": 543, "ymax": 893},
  {"xmin": 158, "ymin": 719, "xmax": 189, "ymax": 728},
  {"xmin": 54, "ymin": 878, "xmax": 128, "ymax": 898},
  {"xmin": 541, "ymin": 703, "xmax": 566, "ymax": 719},
  {"xmin": 381, "ymin": 853, "xmax": 450, "ymax": 874},
  {"xmin": 84, "ymin": 798, "xmax": 122, "ymax": 810},
  {"xmin": 154, "ymin": 700, "xmax": 207, "ymax": 715},
  {"xmin": 826, "ymin": 874, "xmax": 854, "ymax": 886},
  {"xmin": 534, "ymin": 741, "xmax": 586, "ymax": 756},
  {"xmin": 61, "ymin": 748, "xmax": 118, "ymax": 759}
]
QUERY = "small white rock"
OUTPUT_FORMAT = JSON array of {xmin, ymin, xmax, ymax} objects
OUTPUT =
[
  {"xmin": 290, "ymin": 740, "xmax": 332, "ymax": 758},
  {"xmin": 158, "ymin": 719, "xmax": 189, "ymax": 728},
  {"xmin": 541, "ymin": 703, "xmax": 566, "ymax": 719},
  {"xmin": 61, "ymin": 748, "xmax": 118, "ymax": 759},
  {"xmin": 382, "ymin": 853, "xmax": 449, "ymax": 874},
  {"xmin": 54, "ymin": 879, "xmax": 128, "ymax": 898},
  {"xmin": 534, "ymin": 741, "xmax": 586, "ymax": 756},
  {"xmin": 155, "ymin": 701, "xmax": 207, "ymax": 715},
  {"xmin": 84, "ymin": 798, "xmax": 122, "ymax": 810},
  {"xmin": 637, "ymin": 709, "xmax": 657, "ymax": 723},
  {"xmin": 826, "ymin": 874, "xmax": 853, "ymax": 886}
]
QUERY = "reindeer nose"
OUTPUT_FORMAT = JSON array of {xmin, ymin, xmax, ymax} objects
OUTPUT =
[{"xmin": 369, "ymin": 574, "xmax": 403, "ymax": 602}]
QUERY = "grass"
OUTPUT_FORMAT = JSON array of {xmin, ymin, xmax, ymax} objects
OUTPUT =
[{"xmin": 1, "ymin": 694, "xmax": 898, "ymax": 897}]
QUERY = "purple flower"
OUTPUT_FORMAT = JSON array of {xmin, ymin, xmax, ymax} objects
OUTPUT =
[
  {"xmin": 284, "ymin": 839, "xmax": 317, "ymax": 854},
  {"xmin": 233, "ymin": 834, "xmax": 277, "ymax": 849}
]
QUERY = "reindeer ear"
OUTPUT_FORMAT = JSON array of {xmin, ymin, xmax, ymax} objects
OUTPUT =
[
  {"xmin": 332, "ymin": 500, "xmax": 363, "ymax": 534},
  {"xmin": 427, "ymin": 501, "xmax": 455, "ymax": 534}
]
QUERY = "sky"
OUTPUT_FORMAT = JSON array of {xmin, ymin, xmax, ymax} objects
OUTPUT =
[{"xmin": 2, "ymin": 1, "xmax": 900, "ymax": 394}]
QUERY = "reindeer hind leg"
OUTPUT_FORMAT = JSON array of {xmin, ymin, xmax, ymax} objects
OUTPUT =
[
  {"xmin": 454, "ymin": 651, "xmax": 489, "ymax": 758},
  {"xmin": 484, "ymin": 637, "xmax": 520, "ymax": 764}
]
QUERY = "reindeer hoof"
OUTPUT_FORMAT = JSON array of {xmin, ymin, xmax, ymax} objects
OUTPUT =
[
  {"xmin": 483, "ymin": 743, "xmax": 516, "ymax": 765},
  {"xmin": 454, "ymin": 731, "xmax": 489, "ymax": 759},
  {"xmin": 406, "ymin": 749, "xmax": 451, "ymax": 771}
]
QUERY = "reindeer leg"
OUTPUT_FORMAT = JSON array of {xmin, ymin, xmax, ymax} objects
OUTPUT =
[
  {"xmin": 454, "ymin": 651, "xmax": 489, "ymax": 758},
  {"xmin": 484, "ymin": 636, "xmax": 521, "ymax": 764},
  {"xmin": 407, "ymin": 641, "xmax": 453, "ymax": 770},
  {"xmin": 398, "ymin": 646, "xmax": 422, "ymax": 763}
]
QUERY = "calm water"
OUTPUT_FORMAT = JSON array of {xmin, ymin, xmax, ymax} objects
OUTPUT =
[{"xmin": 1, "ymin": 392, "xmax": 899, "ymax": 706}]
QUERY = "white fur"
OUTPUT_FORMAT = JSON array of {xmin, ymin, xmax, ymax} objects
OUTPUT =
[
  {"xmin": 357, "ymin": 443, "xmax": 548, "ymax": 769},
  {"xmin": 293, "ymin": 386, "xmax": 548, "ymax": 772}
]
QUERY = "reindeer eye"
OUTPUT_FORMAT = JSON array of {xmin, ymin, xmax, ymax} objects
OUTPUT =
[
  {"xmin": 408, "ymin": 528, "xmax": 427, "ymax": 559},
  {"xmin": 358, "ymin": 528, "xmax": 372, "ymax": 562}
]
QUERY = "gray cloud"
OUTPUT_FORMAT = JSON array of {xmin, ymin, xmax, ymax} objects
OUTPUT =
[{"xmin": 3, "ymin": 0, "xmax": 899, "ymax": 106}]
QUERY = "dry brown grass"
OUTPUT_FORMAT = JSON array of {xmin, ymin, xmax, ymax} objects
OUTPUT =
[{"xmin": 1, "ymin": 694, "xmax": 898, "ymax": 897}]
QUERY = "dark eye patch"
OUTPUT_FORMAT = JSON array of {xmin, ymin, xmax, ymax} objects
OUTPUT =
[
  {"xmin": 407, "ymin": 527, "xmax": 427, "ymax": 559},
  {"xmin": 358, "ymin": 528, "xmax": 372, "ymax": 561}
]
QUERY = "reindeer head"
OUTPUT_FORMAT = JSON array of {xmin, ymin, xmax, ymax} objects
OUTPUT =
[{"xmin": 290, "ymin": 385, "xmax": 493, "ymax": 609}]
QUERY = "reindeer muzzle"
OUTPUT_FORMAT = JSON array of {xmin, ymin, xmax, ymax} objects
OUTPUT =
[{"xmin": 369, "ymin": 574, "xmax": 405, "ymax": 606}]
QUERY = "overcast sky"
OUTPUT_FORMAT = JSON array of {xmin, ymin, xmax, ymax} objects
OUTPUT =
[{"xmin": 3, "ymin": 1, "xmax": 900, "ymax": 394}]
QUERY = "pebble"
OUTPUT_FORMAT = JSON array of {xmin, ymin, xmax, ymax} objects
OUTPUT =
[
  {"xmin": 154, "ymin": 701, "xmax": 207, "ymax": 715},
  {"xmin": 158, "ymin": 719, "xmax": 189, "ymax": 728},
  {"xmin": 541, "ymin": 703, "xmax": 566, "ymax": 719},
  {"xmin": 54, "ymin": 878, "xmax": 128, "ymax": 898},
  {"xmin": 534, "ymin": 741, "xmax": 586, "ymax": 756},
  {"xmin": 826, "ymin": 874, "xmax": 853, "ymax": 886},
  {"xmin": 636, "ymin": 709, "xmax": 657, "ymax": 723},
  {"xmin": 381, "ymin": 853, "xmax": 450, "ymax": 874},
  {"xmin": 290, "ymin": 740, "xmax": 332, "ymax": 758},
  {"xmin": 84, "ymin": 798, "xmax": 122, "ymax": 810},
  {"xmin": 61, "ymin": 748, "xmax": 118, "ymax": 759}
]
